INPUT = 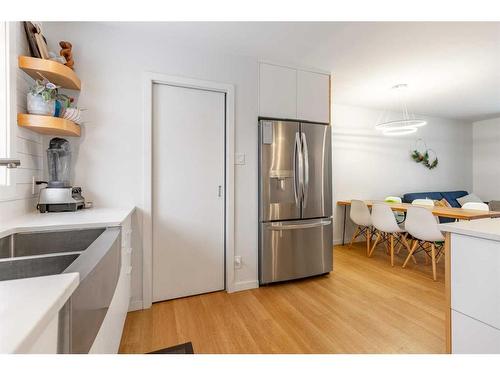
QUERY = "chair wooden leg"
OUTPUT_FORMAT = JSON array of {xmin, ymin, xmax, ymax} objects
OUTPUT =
[
  {"xmin": 369, "ymin": 232, "xmax": 381, "ymax": 257},
  {"xmin": 390, "ymin": 234, "xmax": 394, "ymax": 267},
  {"xmin": 366, "ymin": 227, "xmax": 371, "ymax": 256},
  {"xmin": 395, "ymin": 233, "xmax": 404, "ymax": 255},
  {"xmin": 436, "ymin": 244, "xmax": 444, "ymax": 263},
  {"xmin": 424, "ymin": 243, "xmax": 430, "ymax": 264},
  {"xmin": 401, "ymin": 236, "xmax": 417, "ymax": 264},
  {"xmin": 349, "ymin": 226, "xmax": 361, "ymax": 247},
  {"xmin": 431, "ymin": 243, "xmax": 437, "ymax": 281},
  {"xmin": 402, "ymin": 240, "xmax": 419, "ymax": 268},
  {"xmin": 384, "ymin": 234, "xmax": 390, "ymax": 254}
]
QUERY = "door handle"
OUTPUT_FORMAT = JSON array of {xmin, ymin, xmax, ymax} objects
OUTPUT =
[
  {"xmin": 268, "ymin": 219, "xmax": 331, "ymax": 231},
  {"xmin": 294, "ymin": 132, "xmax": 303, "ymax": 206},
  {"xmin": 218, "ymin": 185, "xmax": 223, "ymax": 197},
  {"xmin": 301, "ymin": 132, "xmax": 309, "ymax": 208}
]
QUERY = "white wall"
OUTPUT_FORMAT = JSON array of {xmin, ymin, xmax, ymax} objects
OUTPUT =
[
  {"xmin": 0, "ymin": 22, "xmax": 43, "ymax": 224},
  {"xmin": 42, "ymin": 22, "xmax": 259, "ymax": 307},
  {"xmin": 473, "ymin": 117, "xmax": 500, "ymax": 201},
  {"xmin": 332, "ymin": 104, "xmax": 473, "ymax": 244}
]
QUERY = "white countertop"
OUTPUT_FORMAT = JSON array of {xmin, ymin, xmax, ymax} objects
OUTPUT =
[
  {"xmin": 0, "ymin": 206, "xmax": 135, "ymax": 238},
  {"xmin": 0, "ymin": 206, "xmax": 135, "ymax": 353},
  {"xmin": 440, "ymin": 218, "xmax": 500, "ymax": 242},
  {"xmin": 0, "ymin": 273, "xmax": 79, "ymax": 353}
]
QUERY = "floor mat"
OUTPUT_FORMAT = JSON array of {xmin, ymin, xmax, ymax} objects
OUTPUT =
[{"xmin": 148, "ymin": 342, "xmax": 194, "ymax": 354}]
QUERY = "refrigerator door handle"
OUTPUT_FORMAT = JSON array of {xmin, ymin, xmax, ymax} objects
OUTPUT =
[
  {"xmin": 294, "ymin": 132, "xmax": 303, "ymax": 206},
  {"xmin": 301, "ymin": 132, "xmax": 309, "ymax": 208},
  {"xmin": 268, "ymin": 219, "xmax": 332, "ymax": 231}
]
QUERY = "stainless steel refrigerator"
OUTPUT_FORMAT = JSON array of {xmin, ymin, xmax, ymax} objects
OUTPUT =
[{"xmin": 259, "ymin": 119, "xmax": 333, "ymax": 284}]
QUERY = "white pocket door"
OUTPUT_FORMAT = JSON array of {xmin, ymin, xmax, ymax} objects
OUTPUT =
[{"xmin": 152, "ymin": 83, "xmax": 225, "ymax": 302}]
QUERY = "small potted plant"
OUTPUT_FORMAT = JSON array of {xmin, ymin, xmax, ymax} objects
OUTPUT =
[{"xmin": 27, "ymin": 79, "xmax": 59, "ymax": 116}]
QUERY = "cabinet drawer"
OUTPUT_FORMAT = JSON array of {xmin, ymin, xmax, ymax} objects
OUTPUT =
[
  {"xmin": 451, "ymin": 234, "xmax": 500, "ymax": 328},
  {"xmin": 452, "ymin": 309, "xmax": 500, "ymax": 353}
]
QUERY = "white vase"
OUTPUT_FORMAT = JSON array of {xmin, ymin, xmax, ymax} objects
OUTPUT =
[{"xmin": 27, "ymin": 93, "xmax": 55, "ymax": 116}]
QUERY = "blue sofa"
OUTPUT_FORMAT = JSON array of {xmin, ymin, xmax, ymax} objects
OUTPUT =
[{"xmin": 402, "ymin": 190, "xmax": 469, "ymax": 223}]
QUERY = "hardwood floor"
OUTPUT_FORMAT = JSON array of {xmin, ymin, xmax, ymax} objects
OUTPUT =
[{"xmin": 119, "ymin": 242, "xmax": 446, "ymax": 354}]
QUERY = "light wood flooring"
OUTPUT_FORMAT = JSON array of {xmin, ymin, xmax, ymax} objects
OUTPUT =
[{"xmin": 119, "ymin": 242, "xmax": 446, "ymax": 354}]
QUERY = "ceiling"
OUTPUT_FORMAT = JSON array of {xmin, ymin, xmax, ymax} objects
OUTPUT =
[{"xmin": 107, "ymin": 22, "xmax": 500, "ymax": 121}]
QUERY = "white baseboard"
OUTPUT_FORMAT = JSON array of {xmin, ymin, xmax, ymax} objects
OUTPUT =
[
  {"xmin": 127, "ymin": 281, "xmax": 259, "ymax": 310},
  {"xmin": 128, "ymin": 299, "xmax": 144, "ymax": 312},
  {"xmin": 229, "ymin": 279, "xmax": 259, "ymax": 293}
]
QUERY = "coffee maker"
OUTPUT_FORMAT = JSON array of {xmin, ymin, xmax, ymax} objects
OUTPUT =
[{"xmin": 37, "ymin": 137, "xmax": 85, "ymax": 213}]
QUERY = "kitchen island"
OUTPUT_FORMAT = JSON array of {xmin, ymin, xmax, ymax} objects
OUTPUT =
[{"xmin": 440, "ymin": 218, "xmax": 500, "ymax": 354}]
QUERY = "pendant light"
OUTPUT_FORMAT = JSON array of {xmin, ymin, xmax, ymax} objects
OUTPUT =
[{"xmin": 375, "ymin": 84, "xmax": 427, "ymax": 136}]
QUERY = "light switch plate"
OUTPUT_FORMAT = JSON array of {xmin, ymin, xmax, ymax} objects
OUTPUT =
[{"xmin": 235, "ymin": 153, "xmax": 246, "ymax": 165}]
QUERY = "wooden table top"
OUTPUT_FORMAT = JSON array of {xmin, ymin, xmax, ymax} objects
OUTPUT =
[{"xmin": 337, "ymin": 200, "xmax": 500, "ymax": 220}]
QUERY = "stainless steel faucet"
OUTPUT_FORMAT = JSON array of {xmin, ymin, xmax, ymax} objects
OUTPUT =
[{"xmin": 0, "ymin": 159, "xmax": 21, "ymax": 168}]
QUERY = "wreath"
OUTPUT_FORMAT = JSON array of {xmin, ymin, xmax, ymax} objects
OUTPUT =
[{"xmin": 411, "ymin": 139, "xmax": 438, "ymax": 170}]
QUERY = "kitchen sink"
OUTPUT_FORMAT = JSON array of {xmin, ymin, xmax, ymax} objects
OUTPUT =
[
  {"xmin": 0, "ymin": 227, "xmax": 121, "ymax": 353},
  {"xmin": 0, "ymin": 228, "xmax": 105, "ymax": 281}
]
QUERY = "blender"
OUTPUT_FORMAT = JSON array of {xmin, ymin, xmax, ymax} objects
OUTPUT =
[{"xmin": 37, "ymin": 137, "xmax": 85, "ymax": 213}]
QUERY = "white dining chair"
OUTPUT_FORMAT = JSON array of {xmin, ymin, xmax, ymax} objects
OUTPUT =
[
  {"xmin": 349, "ymin": 200, "xmax": 373, "ymax": 255},
  {"xmin": 462, "ymin": 202, "xmax": 489, "ymax": 211},
  {"xmin": 402, "ymin": 206, "xmax": 445, "ymax": 281},
  {"xmin": 369, "ymin": 203, "xmax": 411, "ymax": 266},
  {"xmin": 412, "ymin": 198, "xmax": 435, "ymax": 206},
  {"xmin": 385, "ymin": 196, "xmax": 402, "ymax": 203},
  {"xmin": 385, "ymin": 196, "xmax": 405, "ymax": 224}
]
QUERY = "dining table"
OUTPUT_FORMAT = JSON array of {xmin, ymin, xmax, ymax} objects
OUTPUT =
[{"xmin": 337, "ymin": 200, "xmax": 500, "ymax": 245}]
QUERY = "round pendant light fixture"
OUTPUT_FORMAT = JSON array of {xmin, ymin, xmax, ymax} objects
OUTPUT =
[{"xmin": 375, "ymin": 84, "xmax": 427, "ymax": 136}]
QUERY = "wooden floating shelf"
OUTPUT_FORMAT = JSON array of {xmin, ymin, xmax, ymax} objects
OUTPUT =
[
  {"xmin": 17, "ymin": 114, "xmax": 81, "ymax": 137},
  {"xmin": 18, "ymin": 56, "xmax": 81, "ymax": 90}
]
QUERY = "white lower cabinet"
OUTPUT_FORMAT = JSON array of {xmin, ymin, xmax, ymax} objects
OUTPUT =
[
  {"xmin": 450, "ymin": 233, "xmax": 500, "ymax": 353},
  {"xmin": 451, "ymin": 234, "xmax": 500, "ymax": 328},
  {"xmin": 452, "ymin": 310, "xmax": 500, "ymax": 354}
]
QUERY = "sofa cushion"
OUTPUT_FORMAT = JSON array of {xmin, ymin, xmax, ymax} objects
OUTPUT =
[
  {"xmin": 402, "ymin": 191, "xmax": 443, "ymax": 204},
  {"xmin": 456, "ymin": 193, "xmax": 483, "ymax": 206},
  {"xmin": 441, "ymin": 191, "xmax": 469, "ymax": 208}
]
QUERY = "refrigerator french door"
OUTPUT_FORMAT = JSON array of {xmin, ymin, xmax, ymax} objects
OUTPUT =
[{"xmin": 259, "ymin": 119, "xmax": 333, "ymax": 284}]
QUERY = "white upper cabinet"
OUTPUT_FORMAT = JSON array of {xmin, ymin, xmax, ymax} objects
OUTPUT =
[
  {"xmin": 297, "ymin": 70, "xmax": 330, "ymax": 123},
  {"xmin": 259, "ymin": 62, "xmax": 330, "ymax": 123},
  {"xmin": 259, "ymin": 63, "xmax": 297, "ymax": 119}
]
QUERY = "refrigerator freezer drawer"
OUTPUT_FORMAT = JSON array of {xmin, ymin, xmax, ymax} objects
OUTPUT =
[{"xmin": 259, "ymin": 218, "xmax": 333, "ymax": 284}]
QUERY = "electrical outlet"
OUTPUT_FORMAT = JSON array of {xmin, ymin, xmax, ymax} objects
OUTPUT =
[{"xmin": 234, "ymin": 256, "xmax": 242, "ymax": 269}]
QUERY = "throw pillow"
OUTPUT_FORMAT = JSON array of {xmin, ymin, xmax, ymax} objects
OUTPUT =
[
  {"xmin": 434, "ymin": 198, "xmax": 452, "ymax": 208},
  {"xmin": 457, "ymin": 193, "xmax": 483, "ymax": 206}
]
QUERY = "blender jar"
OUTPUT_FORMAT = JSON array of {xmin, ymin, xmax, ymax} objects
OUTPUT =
[{"xmin": 46, "ymin": 137, "xmax": 71, "ymax": 188}]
